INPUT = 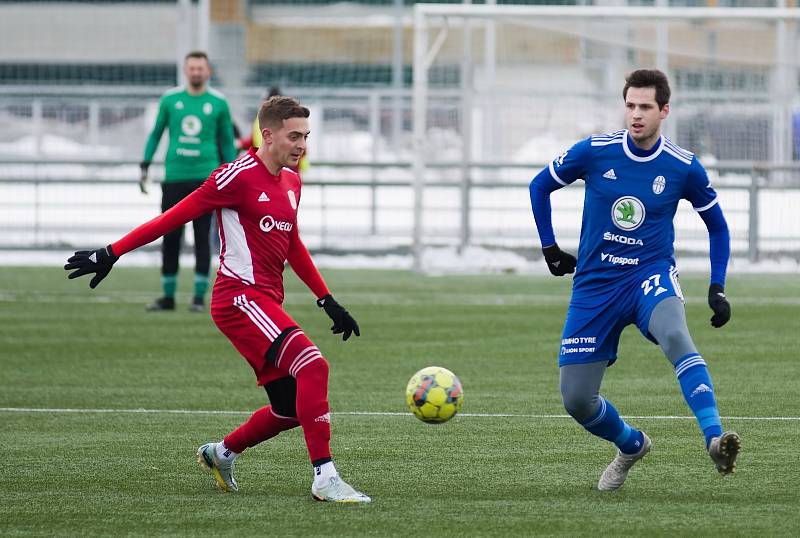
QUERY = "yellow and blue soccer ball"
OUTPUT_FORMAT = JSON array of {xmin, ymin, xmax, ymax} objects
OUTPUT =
[{"xmin": 405, "ymin": 366, "xmax": 463, "ymax": 424}]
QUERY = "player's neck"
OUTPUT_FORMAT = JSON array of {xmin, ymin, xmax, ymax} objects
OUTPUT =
[
  {"xmin": 186, "ymin": 83, "xmax": 206, "ymax": 96},
  {"xmin": 629, "ymin": 130, "xmax": 661, "ymax": 152},
  {"xmin": 255, "ymin": 147, "xmax": 282, "ymax": 176}
]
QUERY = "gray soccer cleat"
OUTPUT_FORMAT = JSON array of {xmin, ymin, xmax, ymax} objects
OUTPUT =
[
  {"xmin": 197, "ymin": 442, "xmax": 238, "ymax": 492},
  {"xmin": 597, "ymin": 432, "xmax": 652, "ymax": 491},
  {"xmin": 311, "ymin": 475, "xmax": 371, "ymax": 503},
  {"xmin": 708, "ymin": 431, "xmax": 741, "ymax": 475},
  {"xmin": 189, "ymin": 296, "xmax": 205, "ymax": 313},
  {"xmin": 146, "ymin": 297, "xmax": 175, "ymax": 311}
]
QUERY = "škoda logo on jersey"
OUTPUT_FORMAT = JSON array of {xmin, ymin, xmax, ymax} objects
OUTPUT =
[
  {"xmin": 259, "ymin": 215, "xmax": 293, "ymax": 233},
  {"xmin": 612, "ymin": 196, "xmax": 645, "ymax": 231}
]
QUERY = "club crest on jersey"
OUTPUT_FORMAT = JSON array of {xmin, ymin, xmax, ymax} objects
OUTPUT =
[
  {"xmin": 287, "ymin": 190, "xmax": 298, "ymax": 210},
  {"xmin": 203, "ymin": 102, "xmax": 213, "ymax": 115},
  {"xmin": 259, "ymin": 215, "xmax": 293, "ymax": 233},
  {"xmin": 652, "ymin": 175, "xmax": 666, "ymax": 195},
  {"xmin": 612, "ymin": 196, "xmax": 645, "ymax": 231}
]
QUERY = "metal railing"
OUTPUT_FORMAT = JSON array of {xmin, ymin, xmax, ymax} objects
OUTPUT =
[{"xmin": 0, "ymin": 159, "xmax": 799, "ymax": 262}]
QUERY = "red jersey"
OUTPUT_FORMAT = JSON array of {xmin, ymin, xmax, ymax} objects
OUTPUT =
[{"xmin": 112, "ymin": 148, "xmax": 328, "ymax": 303}]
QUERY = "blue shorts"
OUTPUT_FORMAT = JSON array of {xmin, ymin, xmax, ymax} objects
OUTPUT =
[{"xmin": 558, "ymin": 263, "xmax": 684, "ymax": 367}]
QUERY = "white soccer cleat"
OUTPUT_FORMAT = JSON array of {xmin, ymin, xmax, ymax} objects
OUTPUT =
[
  {"xmin": 708, "ymin": 431, "xmax": 741, "ymax": 475},
  {"xmin": 197, "ymin": 442, "xmax": 239, "ymax": 492},
  {"xmin": 597, "ymin": 432, "xmax": 652, "ymax": 491},
  {"xmin": 311, "ymin": 475, "xmax": 371, "ymax": 503}
]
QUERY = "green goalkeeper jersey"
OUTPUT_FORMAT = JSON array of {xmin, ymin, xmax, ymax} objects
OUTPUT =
[{"xmin": 142, "ymin": 86, "xmax": 237, "ymax": 182}]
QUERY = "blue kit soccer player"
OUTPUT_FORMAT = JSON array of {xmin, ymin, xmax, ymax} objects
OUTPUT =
[{"xmin": 529, "ymin": 69, "xmax": 740, "ymax": 490}]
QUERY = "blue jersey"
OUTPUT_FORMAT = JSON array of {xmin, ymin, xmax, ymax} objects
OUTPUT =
[{"xmin": 547, "ymin": 129, "xmax": 717, "ymax": 293}]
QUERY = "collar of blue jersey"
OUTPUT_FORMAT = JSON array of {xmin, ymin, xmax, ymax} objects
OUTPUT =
[{"xmin": 623, "ymin": 130, "xmax": 664, "ymax": 162}]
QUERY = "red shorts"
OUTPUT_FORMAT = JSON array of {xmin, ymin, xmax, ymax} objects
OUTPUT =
[{"xmin": 211, "ymin": 280, "xmax": 300, "ymax": 385}]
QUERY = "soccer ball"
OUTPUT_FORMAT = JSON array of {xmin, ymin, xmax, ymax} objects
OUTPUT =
[{"xmin": 405, "ymin": 366, "xmax": 464, "ymax": 424}]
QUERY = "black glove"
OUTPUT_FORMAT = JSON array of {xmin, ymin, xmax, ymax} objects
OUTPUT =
[
  {"xmin": 542, "ymin": 243, "xmax": 577, "ymax": 276},
  {"xmin": 64, "ymin": 245, "xmax": 118, "ymax": 289},
  {"xmin": 708, "ymin": 283, "xmax": 731, "ymax": 328},
  {"xmin": 317, "ymin": 294, "xmax": 360, "ymax": 341},
  {"xmin": 139, "ymin": 161, "xmax": 150, "ymax": 194}
]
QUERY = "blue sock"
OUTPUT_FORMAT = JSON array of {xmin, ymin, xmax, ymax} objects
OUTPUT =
[
  {"xmin": 674, "ymin": 353, "xmax": 723, "ymax": 447},
  {"xmin": 581, "ymin": 397, "xmax": 645, "ymax": 454}
]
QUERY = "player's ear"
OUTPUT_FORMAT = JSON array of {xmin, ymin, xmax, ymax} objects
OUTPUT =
[
  {"xmin": 262, "ymin": 127, "xmax": 272, "ymax": 147},
  {"xmin": 660, "ymin": 103, "xmax": 670, "ymax": 120}
]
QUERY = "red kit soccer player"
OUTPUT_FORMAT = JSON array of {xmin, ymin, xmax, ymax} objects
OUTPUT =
[{"xmin": 65, "ymin": 96, "xmax": 370, "ymax": 503}]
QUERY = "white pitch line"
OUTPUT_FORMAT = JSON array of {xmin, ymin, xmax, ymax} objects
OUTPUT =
[{"xmin": 0, "ymin": 407, "xmax": 798, "ymax": 420}]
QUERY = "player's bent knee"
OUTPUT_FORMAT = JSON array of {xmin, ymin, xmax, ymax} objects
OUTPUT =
[
  {"xmin": 562, "ymin": 392, "xmax": 600, "ymax": 423},
  {"xmin": 295, "ymin": 356, "xmax": 329, "ymax": 385}
]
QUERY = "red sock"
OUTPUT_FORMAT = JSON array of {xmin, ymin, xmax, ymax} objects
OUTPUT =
[
  {"xmin": 293, "ymin": 357, "xmax": 332, "ymax": 463},
  {"xmin": 223, "ymin": 405, "xmax": 298, "ymax": 454}
]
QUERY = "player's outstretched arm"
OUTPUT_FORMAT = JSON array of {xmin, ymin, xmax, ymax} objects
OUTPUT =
[
  {"xmin": 64, "ymin": 245, "xmax": 118, "ymax": 289},
  {"xmin": 65, "ymin": 175, "xmax": 220, "ymax": 289}
]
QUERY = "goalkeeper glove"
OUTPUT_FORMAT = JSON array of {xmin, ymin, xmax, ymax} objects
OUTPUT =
[
  {"xmin": 139, "ymin": 161, "xmax": 150, "ymax": 194},
  {"xmin": 708, "ymin": 283, "xmax": 731, "ymax": 328},
  {"xmin": 64, "ymin": 245, "xmax": 118, "ymax": 289},
  {"xmin": 317, "ymin": 294, "xmax": 360, "ymax": 341},
  {"xmin": 542, "ymin": 243, "xmax": 577, "ymax": 276}
]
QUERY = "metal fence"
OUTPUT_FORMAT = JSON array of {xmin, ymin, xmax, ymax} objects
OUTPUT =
[{"xmin": 1, "ymin": 159, "xmax": 798, "ymax": 263}]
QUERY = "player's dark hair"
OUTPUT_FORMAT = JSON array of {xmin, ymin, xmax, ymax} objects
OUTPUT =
[
  {"xmin": 184, "ymin": 50, "xmax": 209, "ymax": 63},
  {"xmin": 623, "ymin": 69, "xmax": 671, "ymax": 110},
  {"xmin": 258, "ymin": 96, "xmax": 310, "ymax": 131}
]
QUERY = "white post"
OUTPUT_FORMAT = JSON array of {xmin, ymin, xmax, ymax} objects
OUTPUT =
[
  {"xmin": 176, "ymin": 0, "xmax": 192, "ymax": 86},
  {"xmin": 483, "ymin": 1, "xmax": 496, "ymax": 191},
  {"xmin": 772, "ymin": 0, "xmax": 791, "ymax": 178},
  {"xmin": 655, "ymin": 0, "xmax": 669, "ymax": 74},
  {"xmin": 197, "ymin": 0, "xmax": 210, "ymax": 53},
  {"xmin": 412, "ymin": 6, "xmax": 430, "ymax": 272},
  {"xmin": 369, "ymin": 92, "xmax": 381, "ymax": 235},
  {"xmin": 392, "ymin": 0, "xmax": 404, "ymax": 149},
  {"xmin": 32, "ymin": 100, "xmax": 42, "ymax": 158},
  {"xmin": 88, "ymin": 100, "xmax": 100, "ymax": 148},
  {"xmin": 459, "ymin": 3, "xmax": 473, "ymax": 252}
]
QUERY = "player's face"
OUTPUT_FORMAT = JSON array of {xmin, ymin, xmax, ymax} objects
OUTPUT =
[
  {"xmin": 624, "ymin": 86, "xmax": 669, "ymax": 149},
  {"xmin": 184, "ymin": 58, "xmax": 211, "ymax": 90},
  {"xmin": 267, "ymin": 117, "xmax": 309, "ymax": 168}
]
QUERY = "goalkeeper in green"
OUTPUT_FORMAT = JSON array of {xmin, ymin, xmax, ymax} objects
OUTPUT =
[{"xmin": 140, "ymin": 50, "xmax": 237, "ymax": 312}]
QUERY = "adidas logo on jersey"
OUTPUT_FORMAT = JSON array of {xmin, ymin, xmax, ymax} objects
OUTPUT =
[
  {"xmin": 258, "ymin": 192, "xmax": 270, "ymax": 202},
  {"xmin": 603, "ymin": 169, "xmax": 617, "ymax": 180}
]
